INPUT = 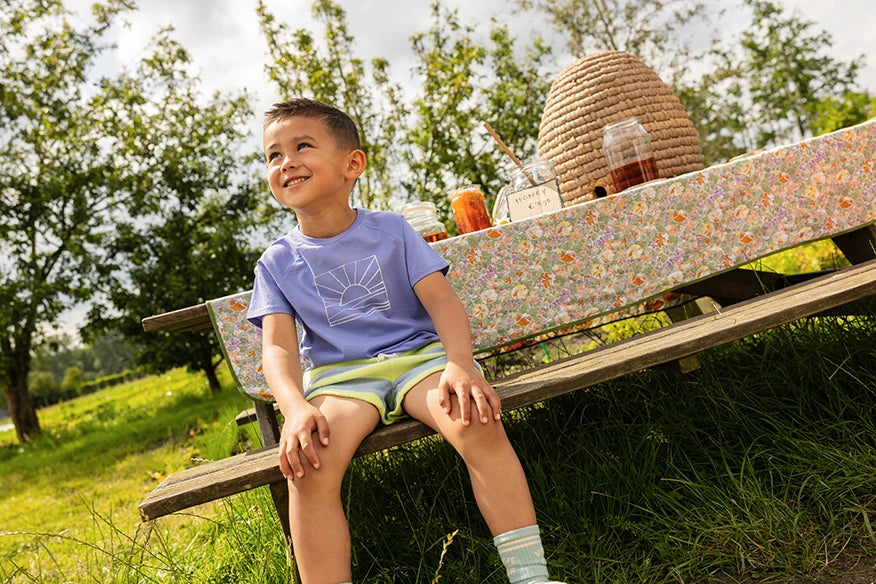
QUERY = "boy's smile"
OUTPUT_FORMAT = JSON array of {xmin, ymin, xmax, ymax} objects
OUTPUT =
[{"xmin": 263, "ymin": 115, "xmax": 365, "ymax": 234}]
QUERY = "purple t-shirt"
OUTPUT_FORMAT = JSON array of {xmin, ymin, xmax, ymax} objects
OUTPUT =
[{"xmin": 247, "ymin": 209, "xmax": 449, "ymax": 370}]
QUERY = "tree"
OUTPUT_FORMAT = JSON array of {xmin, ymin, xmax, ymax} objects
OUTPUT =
[
  {"xmin": 809, "ymin": 91, "xmax": 876, "ymax": 136},
  {"xmin": 519, "ymin": 0, "xmax": 867, "ymax": 164},
  {"xmin": 88, "ymin": 330, "xmax": 136, "ymax": 378},
  {"xmin": 512, "ymin": 0, "xmax": 738, "ymax": 164},
  {"xmin": 1, "ymin": 0, "xmax": 154, "ymax": 442},
  {"xmin": 257, "ymin": 0, "xmax": 408, "ymax": 211},
  {"xmin": 88, "ymin": 31, "xmax": 264, "ymax": 394},
  {"xmin": 737, "ymin": 0, "xmax": 864, "ymax": 146},
  {"xmin": 60, "ymin": 366, "xmax": 84, "ymax": 395},
  {"xmin": 515, "ymin": 0, "xmax": 710, "ymax": 72},
  {"xmin": 675, "ymin": 0, "xmax": 867, "ymax": 163},
  {"xmin": 404, "ymin": 3, "xmax": 553, "ymax": 226},
  {"xmin": 674, "ymin": 46, "xmax": 753, "ymax": 164},
  {"xmin": 27, "ymin": 371, "xmax": 59, "ymax": 406}
]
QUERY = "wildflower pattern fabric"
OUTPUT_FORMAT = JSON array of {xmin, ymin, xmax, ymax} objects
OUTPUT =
[{"xmin": 209, "ymin": 120, "xmax": 876, "ymax": 401}]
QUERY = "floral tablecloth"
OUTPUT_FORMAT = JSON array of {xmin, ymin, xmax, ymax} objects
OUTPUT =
[{"xmin": 209, "ymin": 120, "xmax": 876, "ymax": 401}]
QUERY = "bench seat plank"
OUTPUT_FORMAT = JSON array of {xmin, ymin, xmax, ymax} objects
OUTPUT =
[{"xmin": 139, "ymin": 259, "xmax": 876, "ymax": 522}]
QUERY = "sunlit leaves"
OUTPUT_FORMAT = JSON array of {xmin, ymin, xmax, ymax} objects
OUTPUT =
[
  {"xmin": 404, "ymin": 3, "xmax": 552, "ymax": 225},
  {"xmin": 257, "ymin": 0, "xmax": 407, "ymax": 211}
]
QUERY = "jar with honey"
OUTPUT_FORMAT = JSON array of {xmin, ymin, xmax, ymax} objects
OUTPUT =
[
  {"xmin": 602, "ymin": 117, "xmax": 659, "ymax": 193},
  {"xmin": 400, "ymin": 201, "xmax": 448, "ymax": 243},
  {"xmin": 449, "ymin": 184, "xmax": 492, "ymax": 234}
]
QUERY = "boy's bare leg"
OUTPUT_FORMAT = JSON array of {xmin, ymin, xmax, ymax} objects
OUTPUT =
[
  {"xmin": 287, "ymin": 395, "xmax": 380, "ymax": 584},
  {"xmin": 401, "ymin": 372, "xmax": 537, "ymax": 536}
]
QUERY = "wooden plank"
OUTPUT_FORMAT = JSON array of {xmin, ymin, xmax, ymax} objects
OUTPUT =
[
  {"xmin": 832, "ymin": 224, "xmax": 876, "ymax": 265},
  {"xmin": 139, "ymin": 259, "xmax": 876, "ymax": 522},
  {"xmin": 674, "ymin": 269, "xmax": 832, "ymax": 305},
  {"xmin": 141, "ymin": 304, "xmax": 211, "ymax": 333}
]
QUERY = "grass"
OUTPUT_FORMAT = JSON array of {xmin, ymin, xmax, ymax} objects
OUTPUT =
[
  {"xmin": 0, "ymin": 367, "xmax": 254, "ymax": 582},
  {"xmin": 1, "ymin": 310, "xmax": 874, "ymax": 582}
]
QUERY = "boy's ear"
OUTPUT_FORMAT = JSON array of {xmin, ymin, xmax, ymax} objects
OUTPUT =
[{"xmin": 344, "ymin": 149, "xmax": 367, "ymax": 179}]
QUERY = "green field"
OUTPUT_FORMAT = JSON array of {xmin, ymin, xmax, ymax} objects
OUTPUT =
[{"xmin": 2, "ymin": 308, "xmax": 875, "ymax": 583}]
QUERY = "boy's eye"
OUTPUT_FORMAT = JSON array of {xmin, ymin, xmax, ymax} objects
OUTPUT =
[
  {"xmin": 268, "ymin": 152, "xmax": 281, "ymax": 161},
  {"xmin": 297, "ymin": 142, "xmax": 311, "ymax": 151}
]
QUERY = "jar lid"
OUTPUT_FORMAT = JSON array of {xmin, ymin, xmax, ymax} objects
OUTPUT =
[
  {"xmin": 401, "ymin": 201, "xmax": 438, "ymax": 217},
  {"xmin": 449, "ymin": 184, "xmax": 484, "ymax": 196}
]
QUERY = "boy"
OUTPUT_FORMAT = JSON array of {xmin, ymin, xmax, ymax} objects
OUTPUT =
[{"xmin": 247, "ymin": 98, "xmax": 565, "ymax": 584}]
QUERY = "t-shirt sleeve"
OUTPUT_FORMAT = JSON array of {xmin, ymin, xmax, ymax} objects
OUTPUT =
[
  {"xmin": 246, "ymin": 257, "xmax": 295, "ymax": 329},
  {"xmin": 401, "ymin": 217, "xmax": 449, "ymax": 286}
]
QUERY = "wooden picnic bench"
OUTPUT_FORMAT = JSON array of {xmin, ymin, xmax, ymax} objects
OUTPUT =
[{"xmin": 138, "ymin": 120, "xmax": 876, "ymax": 548}]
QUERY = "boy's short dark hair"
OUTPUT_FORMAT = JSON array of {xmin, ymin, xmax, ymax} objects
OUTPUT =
[{"xmin": 264, "ymin": 98, "xmax": 361, "ymax": 151}]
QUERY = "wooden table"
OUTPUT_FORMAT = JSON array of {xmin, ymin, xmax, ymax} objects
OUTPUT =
[{"xmin": 138, "ymin": 120, "xmax": 876, "ymax": 533}]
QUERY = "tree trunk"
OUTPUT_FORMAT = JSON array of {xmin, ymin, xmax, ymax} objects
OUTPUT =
[
  {"xmin": 3, "ymin": 358, "xmax": 41, "ymax": 443},
  {"xmin": 204, "ymin": 363, "xmax": 221, "ymax": 394},
  {"xmin": 193, "ymin": 340, "xmax": 223, "ymax": 394}
]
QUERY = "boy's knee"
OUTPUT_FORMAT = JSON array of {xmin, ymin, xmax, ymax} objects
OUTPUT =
[
  {"xmin": 445, "ymin": 417, "xmax": 508, "ymax": 457},
  {"xmin": 287, "ymin": 446, "xmax": 349, "ymax": 495}
]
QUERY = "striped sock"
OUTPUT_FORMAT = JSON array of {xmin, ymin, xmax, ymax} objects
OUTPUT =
[{"xmin": 493, "ymin": 524, "xmax": 550, "ymax": 584}]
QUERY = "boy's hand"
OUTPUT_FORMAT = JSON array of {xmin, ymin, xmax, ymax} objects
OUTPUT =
[
  {"xmin": 437, "ymin": 360, "xmax": 502, "ymax": 426},
  {"xmin": 278, "ymin": 402, "xmax": 330, "ymax": 480}
]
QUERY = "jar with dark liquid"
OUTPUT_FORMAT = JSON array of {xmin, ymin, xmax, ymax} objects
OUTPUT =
[
  {"xmin": 602, "ymin": 117, "xmax": 659, "ymax": 193},
  {"xmin": 401, "ymin": 201, "xmax": 448, "ymax": 242},
  {"xmin": 449, "ymin": 185, "xmax": 492, "ymax": 234}
]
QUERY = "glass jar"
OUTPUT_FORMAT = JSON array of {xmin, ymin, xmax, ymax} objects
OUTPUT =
[
  {"xmin": 491, "ymin": 184, "xmax": 512, "ymax": 225},
  {"xmin": 501, "ymin": 158, "xmax": 563, "ymax": 221},
  {"xmin": 449, "ymin": 185, "xmax": 492, "ymax": 234},
  {"xmin": 509, "ymin": 158, "xmax": 559, "ymax": 191},
  {"xmin": 401, "ymin": 201, "xmax": 448, "ymax": 243},
  {"xmin": 602, "ymin": 116, "xmax": 659, "ymax": 193}
]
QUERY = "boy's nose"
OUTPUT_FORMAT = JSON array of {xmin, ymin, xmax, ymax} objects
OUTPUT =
[{"xmin": 281, "ymin": 155, "xmax": 298, "ymax": 172}]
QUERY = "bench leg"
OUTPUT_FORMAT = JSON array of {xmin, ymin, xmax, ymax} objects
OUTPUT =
[
  {"xmin": 253, "ymin": 402, "xmax": 291, "ymax": 537},
  {"xmin": 660, "ymin": 297, "xmax": 719, "ymax": 374},
  {"xmin": 253, "ymin": 401, "xmax": 298, "ymax": 581}
]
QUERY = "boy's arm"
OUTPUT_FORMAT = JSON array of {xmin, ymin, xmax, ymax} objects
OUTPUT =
[
  {"xmin": 261, "ymin": 312, "xmax": 329, "ymax": 480},
  {"xmin": 413, "ymin": 271, "xmax": 502, "ymax": 426}
]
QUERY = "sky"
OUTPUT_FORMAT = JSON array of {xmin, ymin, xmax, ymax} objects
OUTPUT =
[
  {"xmin": 70, "ymin": 0, "xmax": 876, "ymax": 126},
  {"xmin": 54, "ymin": 0, "xmax": 876, "ymax": 338}
]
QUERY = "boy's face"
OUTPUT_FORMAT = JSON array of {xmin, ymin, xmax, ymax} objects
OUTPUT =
[{"xmin": 263, "ymin": 115, "xmax": 363, "ymax": 214}]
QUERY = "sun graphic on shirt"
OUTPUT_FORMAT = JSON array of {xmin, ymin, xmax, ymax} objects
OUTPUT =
[{"xmin": 314, "ymin": 255, "xmax": 391, "ymax": 326}]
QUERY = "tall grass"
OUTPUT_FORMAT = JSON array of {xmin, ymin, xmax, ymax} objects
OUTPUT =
[
  {"xmin": 2, "ymin": 313, "xmax": 874, "ymax": 583},
  {"xmin": 339, "ymin": 315, "xmax": 875, "ymax": 583}
]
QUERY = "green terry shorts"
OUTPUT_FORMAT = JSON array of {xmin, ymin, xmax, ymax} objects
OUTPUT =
[{"xmin": 303, "ymin": 342, "xmax": 473, "ymax": 425}]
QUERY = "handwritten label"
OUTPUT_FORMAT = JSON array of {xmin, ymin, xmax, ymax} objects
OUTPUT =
[{"xmin": 507, "ymin": 180, "xmax": 564, "ymax": 221}]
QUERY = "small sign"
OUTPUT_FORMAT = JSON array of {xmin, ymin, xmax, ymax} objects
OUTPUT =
[{"xmin": 507, "ymin": 180, "xmax": 564, "ymax": 221}]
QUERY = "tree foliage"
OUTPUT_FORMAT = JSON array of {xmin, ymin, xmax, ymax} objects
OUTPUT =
[
  {"xmin": 257, "ymin": 0, "xmax": 408, "ymax": 211},
  {"xmin": 684, "ymin": 0, "xmax": 867, "ymax": 163},
  {"xmin": 737, "ymin": 0, "xmax": 864, "ymax": 146},
  {"xmin": 1, "ymin": 0, "xmax": 148, "ymax": 442},
  {"xmin": 87, "ymin": 31, "xmax": 264, "ymax": 394},
  {"xmin": 517, "ymin": 0, "xmax": 869, "ymax": 165},
  {"xmin": 404, "ymin": 3, "xmax": 553, "ymax": 227},
  {"xmin": 30, "ymin": 331, "xmax": 135, "ymax": 383},
  {"xmin": 809, "ymin": 91, "xmax": 876, "ymax": 136},
  {"xmin": 1, "ymin": 0, "xmax": 262, "ymax": 442},
  {"xmin": 515, "ymin": 0, "xmax": 710, "ymax": 71}
]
